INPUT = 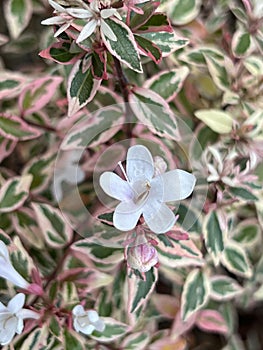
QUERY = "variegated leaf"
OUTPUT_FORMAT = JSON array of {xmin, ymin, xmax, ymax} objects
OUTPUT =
[
  {"xmin": 0, "ymin": 71, "xmax": 27, "ymax": 100},
  {"xmin": 20, "ymin": 326, "xmax": 49, "ymax": 350},
  {"xmin": 204, "ymin": 211, "xmax": 225, "ymax": 266},
  {"xmin": 244, "ymin": 55, "xmax": 263, "ymax": 76},
  {"xmin": 232, "ymin": 219, "xmax": 261, "ymax": 248},
  {"xmin": 101, "ymin": 19, "xmax": 142, "ymax": 73},
  {"xmin": 210, "ymin": 276, "xmax": 243, "ymax": 301},
  {"xmin": 61, "ymin": 106, "xmax": 124, "ymax": 149},
  {"xmin": 32, "ymin": 202, "xmax": 73, "ymax": 248},
  {"xmin": 128, "ymin": 268, "xmax": 158, "ymax": 313},
  {"xmin": 135, "ymin": 35, "xmax": 162, "ymax": 64},
  {"xmin": 140, "ymin": 31, "xmax": 189, "ymax": 57},
  {"xmin": 144, "ymin": 67, "xmax": 189, "ymax": 102},
  {"xmin": 19, "ymin": 76, "xmax": 63, "ymax": 115},
  {"xmin": 0, "ymin": 175, "xmax": 32, "ymax": 213},
  {"xmin": 121, "ymin": 331, "xmax": 150, "ymax": 350},
  {"xmin": 232, "ymin": 29, "xmax": 254, "ymax": 58},
  {"xmin": 67, "ymin": 59, "xmax": 102, "ymax": 116},
  {"xmin": 91, "ymin": 317, "xmax": 129, "ymax": 343},
  {"xmin": 196, "ymin": 309, "xmax": 229, "ymax": 335},
  {"xmin": 220, "ymin": 241, "xmax": 252, "ymax": 278},
  {"xmin": 129, "ymin": 87, "xmax": 180, "ymax": 140},
  {"xmin": 181, "ymin": 269, "xmax": 210, "ymax": 321},
  {"xmin": 63, "ymin": 328, "xmax": 85, "ymax": 350},
  {"xmin": 168, "ymin": 0, "xmax": 201, "ymax": 25},
  {"xmin": 4, "ymin": 0, "xmax": 33, "ymax": 39},
  {"xmin": 0, "ymin": 113, "xmax": 42, "ymax": 141},
  {"xmin": 39, "ymin": 41, "xmax": 82, "ymax": 65}
]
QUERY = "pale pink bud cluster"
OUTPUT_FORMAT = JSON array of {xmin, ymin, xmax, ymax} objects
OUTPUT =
[{"xmin": 127, "ymin": 242, "xmax": 159, "ymax": 272}]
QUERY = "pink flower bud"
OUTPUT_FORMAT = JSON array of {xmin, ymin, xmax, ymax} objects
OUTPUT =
[{"xmin": 127, "ymin": 243, "xmax": 159, "ymax": 272}]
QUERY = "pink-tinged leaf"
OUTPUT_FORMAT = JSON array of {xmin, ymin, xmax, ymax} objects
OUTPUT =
[
  {"xmin": 130, "ymin": 1, "xmax": 160, "ymax": 30},
  {"xmin": 67, "ymin": 59, "xmax": 102, "ymax": 116},
  {"xmin": 136, "ymin": 13, "xmax": 173, "ymax": 33},
  {"xmin": 61, "ymin": 106, "xmax": 124, "ymax": 149},
  {"xmin": 148, "ymin": 336, "xmax": 187, "ymax": 350},
  {"xmin": 32, "ymin": 202, "xmax": 73, "ymax": 248},
  {"xmin": 19, "ymin": 76, "xmax": 63, "ymax": 115},
  {"xmin": 196, "ymin": 310, "xmax": 229, "ymax": 335},
  {"xmin": 0, "ymin": 136, "xmax": 17, "ymax": 162},
  {"xmin": 172, "ymin": 310, "xmax": 197, "ymax": 338},
  {"xmin": 4, "ymin": 0, "xmax": 33, "ymax": 39},
  {"xmin": 101, "ymin": 18, "xmax": 143, "ymax": 73},
  {"xmin": 0, "ymin": 175, "xmax": 32, "ymax": 213},
  {"xmin": 0, "ymin": 71, "xmax": 27, "ymax": 100},
  {"xmin": 91, "ymin": 51, "xmax": 108, "ymax": 80},
  {"xmin": 121, "ymin": 331, "xmax": 150, "ymax": 350},
  {"xmin": 0, "ymin": 113, "xmax": 42, "ymax": 141},
  {"xmin": 129, "ymin": 87, "xmax": 180, "ymax": 140},
  {"xmin": 39, "ymin": 41, "xmax": 83, "ymax": 65}
]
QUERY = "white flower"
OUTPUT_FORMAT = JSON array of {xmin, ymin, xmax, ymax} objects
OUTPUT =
[
  {"xmin": 0, "ymin": 241, "xmax": 29, "ymax": 289},
  {"xmin": 0, "ymin": 293, "xmax": 40, "ymax": 345},
  {"xmin": 53, "ymin": 149, "xmax": 85, "ymax": 202},
  {"xmin": 100, "ymin": 145, "xmax": 196, "ymax": 234},
  {"xmin": 72, "ymin": 305, "xmax": 105, "ymax": 335},
  {"xmin": 41, "ymin": 0, "xmax": 93, "ymax": 37},
  {"xmin": 76, "ymin": 0, "xmax": 122, "ymax": 43}
]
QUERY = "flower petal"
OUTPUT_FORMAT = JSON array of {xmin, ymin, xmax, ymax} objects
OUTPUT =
[
  {"xmin": 67, "ymin": 8, "xmax": 93, "ymax": 18},
  {"xmin": 113, "ymin": 201, "xmax": 142, "ymax": 231},
  {"xmin": 143, "ymin": 203, "xmax": 176, "ymax": 234},
  {"xmin": 101, "ymin": 8, "xmax": 118, "ymax": 19},
  {"xmin": 0, "ymin": 316, "xmax": 17, "ymax": 345},
  {"xmin": 157, "ymin": 169, "xmax": 196, "ymax": 202},
  {"xmin": 87, "ymin": 310, "xmax": 99, "ymax": 323},
  {"xmin": 94, "ymin": 319, "xmax": 105, "ymax": 332},
  {"xmin": 54, "ymin": 22, "xmax": 71, "ymax": 37},
  {"xmin": 127, "ymin": 145, "xmax": 154, "ymax": 182},
  {"xmin": 16, "ymin": 309, "xmax": 40, "ymax": 320},
  {"xmin": 16, "ymin": 318, "xmax": 24, "ymax": 334},
  {"xmin": 72, "ymin": 305, "xmax": 85, "ymax": 316},
  {"xmin": 101, "ymin": 19, "xmax": 117, "ymax": 41},
  {"xmin": 7, "ymin": 294, "xmax": 25, "ymax": 314},
  {"xmin": 100, "ymin": 172, "xmax": 133, "ymax": 201},
  {"xmin": 79, "ymin": 324, "xmax": 95, "ymax": 335},
  {"xmin": 76, "ymin": 19, "xmax": 97, "ymax": 43},
  {"xmin": 49, "ymin": 0, "xmax": 65, "ymax": 12},
  {"xmin": 0, "ymin": 241, "xmax": 10, "ymax": 261}
]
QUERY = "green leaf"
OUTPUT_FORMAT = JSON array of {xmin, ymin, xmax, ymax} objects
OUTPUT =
[
  {"xmin": 0, "ymin": 175, "xmax": 32, "ymax": 213},
  {"xmin": 140, "ymin": 31, "xmax": 189, "ymax": 56},
  {"xmin": 210, "ymin": 276, "xmax": 243, "ymax": 301},
  {"xmin": 102, "ymin": 19, "xmax": 142, "ymax": 73},
  {"xmin": 221, "ymin": 241, "xmax": 252, "ymax": 278},
  {"xmin": 91, "ymin": 317, "xmax": 129, "ymax": 343},
  {"xmin": 135, "ymin": 35, "xmax": 162, "ymax": 63},
  {"xmin": 129, "ymin": 87, "xmax": 180, "ymax": 140},
  {"xmin": 168, "ymin": 0, "xmax": 201, "ymax": 25},
  {"xmin": 204, "ymin": 211, "xmax": 225, "ymax": 266},
  {"xmin": 32, "ymin": 202, "xmax": 73, "ymax": 248},
  {"xmin": 0, "ymin": 114, "xmax": 42, "ymax": 141},
  {"xmin": 232, "ymin": 220, "xmax": 260, "ymax": 247},
  {"xmin": 194, "ymin": 109, "xmax": 233, "ymax": 134},
  {"xmin": 204, "ymin": 54, "xmax": 231, "ymax": 91},
  {"xmin": 137, "ymin": 13, "xmax": 172, "ymax": 32},
  {"xmin": 20, "ymin": 327, "xmax": 48, "ymax": 350},
  {"xmin": 181, "ymin": 269, "xmax": 210, "ymax": 321},
  {"xmin": 63, "ymin": 329, "xmax": 84, "ymax": 350},
  {"xmin": 228, "ymin": 187, "xmax": 258, "ymax": 201},
  {"xmin": 67, "ymin": 59, "xmax": 102, "ymax": 116},
  {"xmin": 4, "ymin": 0, "xmax": 32, "ymax": 39},
  {"xmin": 232, "ymin": 30, "xmax": 253, "ymax": 58},
  {"xmin": 129, "ymin": 268, "xmax": 158, "ymax": 313},
  {"xmin": 130, "ymin": 1, "xmax": 159, "ymax": 30},
  {"xmin": 144, "ymin": 67, "xmax": 189, "ymax": 102}
]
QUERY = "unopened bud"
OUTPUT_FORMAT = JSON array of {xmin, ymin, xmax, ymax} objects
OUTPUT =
[{"xmin": 127, "ymin": 243, "xmax": 159, "ymax": 272}]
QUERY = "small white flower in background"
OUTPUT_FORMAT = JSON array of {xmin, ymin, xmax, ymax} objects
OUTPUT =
[
  {"xmin": 72, "ymin": 305, "xmax": 105, "ymax": 335},
  {"xmin": 41, "ymin": 0, "xmax": 93, "ymax": 37},
  {"xmin": 53, "ymin": 149, "xmax": 85, "ymax": 202},
  {"xmin": 0, "ymin": 241, "xmax": 29, "ymax": 289},
  {"xmin": 100, "ymin": 145, "xmax": 196, "ymax": 234},
  {"xmin": 76, "ymin": 0, "xmax": 122, "ymax": 43},
  {"xmin": 0, "ymin": 293, "xmax": 40, "ymax": 346}
]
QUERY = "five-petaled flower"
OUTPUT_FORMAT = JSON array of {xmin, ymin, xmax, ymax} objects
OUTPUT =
[
  {"xmin": 0, "ymin": 240, "xmax": 30, "ymax": 289},
  {"xmin": 72, "ymin": 305, "xmax": 105, "ymax": 335},
  {"xmin": 0, "ymin": 293, "xmax": 40, "ymax": 345},
  {"xmin": 100, "ymin": 145, "xmax": 196, "ymax": 234}
]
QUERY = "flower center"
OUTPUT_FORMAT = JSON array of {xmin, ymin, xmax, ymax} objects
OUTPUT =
[{"xmin": 133, "ymin": 180, "xmax": 151, "ymax": 205}]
